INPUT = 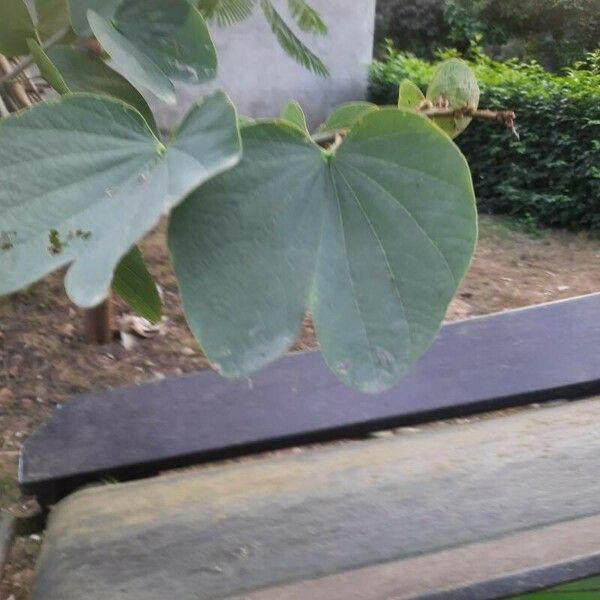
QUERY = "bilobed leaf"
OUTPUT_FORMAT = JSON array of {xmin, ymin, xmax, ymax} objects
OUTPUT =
[
  {"xmin": 0, "ymin": 90, "xmax": 241, "ymax": 308},
  {"xmin": 88, "ymin": 0, "xmax": 217, "ymax": 102},
  {"xmin": 169, "ymin": 108, "xmax": 476, "ymax": 393},
  {"xmin": 113, "ymin": 246, "xmax": 161, "ymax": 323},
  {"xmin": 30, "ymin": 42, "xmax": 157, "ymax": 132},
  {"xmin": 426, "ymin": 58, "xmax": 480, "ymax": 138},
  {"xmin": 316, "ymin": 102, "xmax": 378, "ymax": 133},
  {"xmin": 281, "ymin": 100, "xmax": 308, "ymax": 133},
  {"xmin": 398, "ymin": 79, "xmax": 425, "ymax": 110},
  {"xmin": 0, "ymin": 0, "xmax": 36, "ymax": 56}
]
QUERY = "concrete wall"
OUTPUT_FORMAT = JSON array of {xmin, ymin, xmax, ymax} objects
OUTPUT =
[{"xmin": 151, "ymin": 0, "xmax": 377, "ymax": 131}]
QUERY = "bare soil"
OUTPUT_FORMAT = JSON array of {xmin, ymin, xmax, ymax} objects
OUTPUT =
[{"xmin": 1, "ymin": 215, "xmax": 599, "ymax": 599}]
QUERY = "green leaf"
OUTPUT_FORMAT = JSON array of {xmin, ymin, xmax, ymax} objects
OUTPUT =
[
  {"xmin": 196, "ymin": 0, "xmax": 328, "ymax": 75},
  {"xmin": 317, "ymin": 102, "xmax": 379, "ymax": 133},
  {"xmin": 35, "ymin": 0, "xmax": 70, "ymax": 40},
  {"xmin": 316, "ymin": 102, "xmax": 378, "ymax": 133},
  {"xmin": 67, "ymin": 0, "xmax": 121, "ymax": 36},
  {"xmin": 398, "ymin": 79, "xmax": 425, "ymax": 110},
  {"xmin": 114, "ymin": 0, "xmax": 217, "ymax": 85},
  {"xmin": 88, "ymin": 0, "xmax": 217, "ymax": 102},
  {"xmin": 237, "ymin": 115, "xmax": 256, "ymax": 128},
  {"xmin": 30, "ymin": 42, "xmax": 157, "ymax": 133},
  {"xmin": 197, "ymin": 0, "xmax": 254, "ymax": 26},
  {"xmin": 314, "ymin": 110, "xmax": 476, "ymax": 392},
  {"xmin": 169, "ymin": 123, "xmax": 325, "ymax": 377},
  {"xmin": 287, "ymin": 0, "xmax": 327, "ymax": 34},
  {"xmin": 259, "ymin": 0, "xmax": 328, "ymax": 77},
  {"xmin": 27, "ymin": 39, "xmax": 70, "ymax": 95},
  {"xmin": 0, "ymin": 0, "xmax": 36, "ymax": 56},
  {"xmin": 169, "ymin": 108, "xmax": 476, "ymax": 392},
  {"xmin": 0, "ymin": 90, "xmax": 241, "ymax": 308},
  {"xmin": 281, "ymin": 100, "xmax": 308, "ymax": 133},
  {"xmin": 113, "ymin": 246, "xmax": 161, "ymax": 323},
  {"xmin": 426, "ymin": 58, "xmax": 480, "ymax": 139},
  {"xmin": 87, "ymin": 10, "xmax": 174, "ymax": 104}
]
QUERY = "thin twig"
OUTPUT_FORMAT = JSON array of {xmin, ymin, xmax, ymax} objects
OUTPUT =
[
  {"xmin": 420, "ymin": 106, "xmax": 512, "ymax": 121},
  {"xmin": 1, "ymin": 89, "xmax": 18, "ymax": 112},
  {"xmin": 0, "ymin": 25, "xmax": 70, "ymax": 87},
  {"xmin": 0, "ymin": 93, "xmax": 9, "ymax": 117},
  {"xmin": 0, "ymin": 55, "xmax": 31, "ymax": 110},
  {"xmin": 312, "ymin": 129, "xmax": 348, "ymax": 146},
  {"xmin": 313, "ymin": 106, "xmax": 519, "ymax": 147},
  {"xmin": 421, "ymin": 106, "xmax": 520, "ymax": 140}
]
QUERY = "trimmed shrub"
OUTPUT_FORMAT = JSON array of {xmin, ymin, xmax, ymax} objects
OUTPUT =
[{"xmin": 369, "ymin": 46, "xmax": 600, "ymax": 231}]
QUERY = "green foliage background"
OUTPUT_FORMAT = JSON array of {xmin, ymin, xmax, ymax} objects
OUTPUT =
[
  {"xmin": 369, "ymin": 46, "xmax": 600, "ymax": 231},
  {"xmin": 375, "ymin": 0, "xmax": 600, "ymax": 71}
]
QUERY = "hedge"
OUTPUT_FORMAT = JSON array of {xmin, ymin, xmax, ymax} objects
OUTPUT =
[{"xmin": 369, "ymin": 46, "xmax": 600, "ymax": 231}]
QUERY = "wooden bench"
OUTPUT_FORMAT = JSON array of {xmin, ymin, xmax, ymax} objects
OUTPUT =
[
  {"xmin": 32, "ymin": 398, "xmax": 600, "ymax": 599},
  {"xmin": 20, "ymin": 293, "xmax": 600, "ymax": 504},
  {"xmin": 20, "ymin": 294, "xmax": 600, "ymax": 598}
]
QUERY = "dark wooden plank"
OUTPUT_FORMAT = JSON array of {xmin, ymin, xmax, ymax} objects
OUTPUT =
[
  {"xmin": 31, "ymin": 399, "xmax": 600, "ymax": 600},
  {"xmin": 20, "ymin": 293, "xmax": 600, "ymax": 501}
]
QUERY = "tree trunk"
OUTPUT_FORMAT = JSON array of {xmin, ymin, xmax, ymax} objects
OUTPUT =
[{"xmin": 83, "ymin": 298, "xmax": 114, "ymax": 345}]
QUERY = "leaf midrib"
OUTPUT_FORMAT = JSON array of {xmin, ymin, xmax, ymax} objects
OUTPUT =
[{"xmin": 327, "ymin": 168, "xmax": 381, "ymax": 386}]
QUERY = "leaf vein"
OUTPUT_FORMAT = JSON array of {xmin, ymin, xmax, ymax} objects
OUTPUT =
[{"xmin": 340, "ymin": 160, "xmax": 458, "ymax": 288}]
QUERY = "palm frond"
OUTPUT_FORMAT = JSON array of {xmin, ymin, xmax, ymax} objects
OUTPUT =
[
  {"xmin": 260, "ymin": 0, "xmax": 329, "ymax": 77},
  {"xmin": 287, "ymin": 0, "xmax": 327, "ymax": 34},
  {"xmin": 197, "ymin": 0, "xmax": 255, "ymax": 26}
]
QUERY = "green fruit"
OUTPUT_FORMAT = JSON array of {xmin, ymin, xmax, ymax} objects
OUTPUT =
[{"xmin": 426, "ymin": 59, "xmax": 480, "ymax": 138}]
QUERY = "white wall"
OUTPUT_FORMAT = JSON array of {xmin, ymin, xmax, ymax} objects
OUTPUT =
[{"xmin": 151, "ymin": 0, "xmax": 377, "ymax": 131}]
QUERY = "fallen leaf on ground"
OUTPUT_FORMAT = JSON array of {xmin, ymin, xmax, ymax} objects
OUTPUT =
[{"xmin": 118, "ymin": 315, "xmax": 161, "ymax": 338}]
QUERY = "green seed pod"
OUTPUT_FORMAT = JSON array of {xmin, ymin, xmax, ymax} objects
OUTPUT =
[{"xmin": 426, "ymin": 59, "xmax": 480, "ymax": 139}]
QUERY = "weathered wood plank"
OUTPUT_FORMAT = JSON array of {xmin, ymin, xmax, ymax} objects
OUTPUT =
[
  {"xmin": 227, "ymin": 517, "xmax": 600, "ymax": 600},
  {"xmin": 32, "ymin": 398, "xmax": 600, "ymax": 599},
  {"xmin": 20, "ymin": 293, "xmax": 600, "ymax": 502}
]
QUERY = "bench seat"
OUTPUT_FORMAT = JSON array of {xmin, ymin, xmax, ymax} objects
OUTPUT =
[{"xmin": 32, "ymin": 397, "xmax": 600, "ymax": 600}]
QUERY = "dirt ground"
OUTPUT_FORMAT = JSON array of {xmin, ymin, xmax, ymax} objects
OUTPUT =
[{"xmin": 1, "ymin": 215, "xmax": 599, "ymax": 599}]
